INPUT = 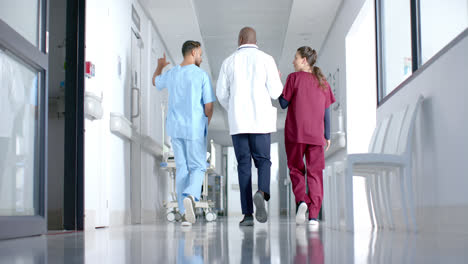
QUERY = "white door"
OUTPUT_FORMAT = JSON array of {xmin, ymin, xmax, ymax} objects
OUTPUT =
[{"xmin": 130, "ymin": 29, "xmax": 142, "ymax": 224}]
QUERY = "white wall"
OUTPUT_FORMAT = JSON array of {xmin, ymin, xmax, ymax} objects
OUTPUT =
[
  {"xmin": 321, "ymin": 0, "xmax": 468, "ymax": 234},
  {"xmin": 141, "ymin": 17, "xmax": 172, "ymax": 223},
  {"xmin": 84, "ymin": 0, "xmax": 173, "ymax": 229},
  {"xmin": 377, "ymin": 30, "xmax": 468, "ymax": 234},
  {"xmin": 318, "ymin": 0, "xmax": 367, "ymax": 165},
  {"xmin": 345, "ymin": 0, "xmax": 376, "ymax": 155}
]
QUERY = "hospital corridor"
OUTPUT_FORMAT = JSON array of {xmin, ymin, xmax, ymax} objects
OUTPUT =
[{"xmin": 1, "ymin": 0, "xmax": 468, "ymax": 263}]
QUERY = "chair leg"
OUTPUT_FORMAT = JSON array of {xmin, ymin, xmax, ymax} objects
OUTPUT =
[
  {"xmin": 383, "ymin": 170, "xmax": 395, "ymax": 229},
  {"xmin": 323, "ymin": 169, "xmax": 328, "ymax": 225},
  {"xmin": 324, "ymin": 167, "xmax": 331, "ymax": 227},
  {"xmin": 345, "ymin": 162, "xmax": 355, "ymax": 232},
  {"xmin": 377, "ymin": 175, "xmax": 389, "ymax": 229},
  {"xmin": 367, "ymin": 229, "xmax": 377, "ymax": 263},
  {"xmin": 379, "ymin": 171, "xmax": 393, "ymax": 229},
  {"xmin": 331, "ymin": 164, "xmax": 339, "ymax": 230},
  {"xmin": 404, "ymin": 166, "xmax": 417, "ymax": 231},
  {"xmin": 365, "ymin": 177, "xmax": 376, "ymax": 228},
  {"xmin": 373, "ymin": 175, "xmax": 384, "ymax": 229},
  {"xmin": 399, "ymin": 167, "xmax": 410, "ymax": 230}
]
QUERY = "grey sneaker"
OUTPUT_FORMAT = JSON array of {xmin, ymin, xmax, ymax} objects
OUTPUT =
[
  {"xmin": 183, "ymin": 195, "xmax": 196, "ymax": 224},
  {"xmin": 181, "ymin": 215, "xmax": 192, "ymax": 227},
  {"xmin": 239, "ymin": 214, "xmax": 254, "ymax": 226},
  {"xmin": 254, "ymin": 191, "xmax": 268, "ymax": 223}
]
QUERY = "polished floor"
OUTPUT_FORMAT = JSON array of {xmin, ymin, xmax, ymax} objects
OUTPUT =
[{"xmin": 1, "ymin": 217, "xmax": 468, "ymax": 263}]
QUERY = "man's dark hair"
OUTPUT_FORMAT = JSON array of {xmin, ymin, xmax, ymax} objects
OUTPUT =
[{"xmin": 182, "ymin": 40, "xmax": 201, "ymax": 57}]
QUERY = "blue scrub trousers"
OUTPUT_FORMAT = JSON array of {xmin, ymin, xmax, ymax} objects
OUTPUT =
[
  {"xmin": 172, "ymin": 137, "xmax": 207, "ymax": 214},
  {"xmin": 231, "ymin": 133, "xmax": 271, "ymax": 215}
]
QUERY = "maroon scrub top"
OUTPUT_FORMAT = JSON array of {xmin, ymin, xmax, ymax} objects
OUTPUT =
[{"xmin": 282, "ymin": 71, "xmax": 336, "ymax": 145}]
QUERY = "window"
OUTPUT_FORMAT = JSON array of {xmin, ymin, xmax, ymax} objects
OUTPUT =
[
  {"xmin": 377, "ymin": 0, "xmax": 413, "ymax": 100},
  {"xmin": 420, "ymin": 0, "xmax": 468, "ymax": 63},
  {"xmin": 0, "ymin": 0, "xmax": 40, "ymax": 47},
  {"xmin": 376, "ymin": 0, "xmax": 468, "ymax": 104}
]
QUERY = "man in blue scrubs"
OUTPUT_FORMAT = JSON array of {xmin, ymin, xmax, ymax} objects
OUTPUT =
[{"xmin": 152, "ymin": 41, "xmax": 215, "ymax": 225}]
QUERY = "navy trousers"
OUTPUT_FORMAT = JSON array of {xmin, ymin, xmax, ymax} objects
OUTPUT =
[{"xmin": 232, "ymin": 133, "xmax": 271, "ymax": 215}]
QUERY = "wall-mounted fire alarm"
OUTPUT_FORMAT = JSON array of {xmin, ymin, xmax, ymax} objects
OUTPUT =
[{"xmin": 85, "ymin": 61, "xmax": 95, "ymax": 78}]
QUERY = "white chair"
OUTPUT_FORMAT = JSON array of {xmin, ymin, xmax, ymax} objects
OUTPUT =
[
  {"xmin": 343, "ymin": 95, "xmax": 424, "ymax": 232},
  {"xmin": 361, "ymin": 115, "xmax": 394, "ymax": 229},
  {"xmin": 324, "ymin": 115, "xmax": 391, "ymax": 230},
  {"xmin": 323, "ymin": 165, "xmax": 336, "ymax": 228}
]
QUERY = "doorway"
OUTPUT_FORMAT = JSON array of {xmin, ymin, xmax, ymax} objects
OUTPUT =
[{"xmin": 345, "ymin": 0, "xmax": 376, "ymax": 230}]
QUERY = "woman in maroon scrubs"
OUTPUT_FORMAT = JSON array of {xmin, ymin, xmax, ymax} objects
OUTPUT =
[{"xmin": 279, "ymin": 46, "xmax": 335, "ymax": 229}]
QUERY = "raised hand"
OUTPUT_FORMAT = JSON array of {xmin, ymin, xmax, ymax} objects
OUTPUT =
[
  {"xmin": 158, "ymin": 53, "xmax": 170, "ymax": 68},
  {"xmin": 153, "ymin": 53, "xmax": 171, "ymax": 86}
]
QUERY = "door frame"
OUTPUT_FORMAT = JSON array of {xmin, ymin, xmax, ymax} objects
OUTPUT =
[
  {"xmin": 0, "ymin": 0, "xmax": 48, "ymax": 239},
  {"xmin": 63, "ymin": 0, "xmax": 86, "ymax": 231},
  {"xmin": 130, "ymin": 28, "xmax": 142, "ymax": 224}
]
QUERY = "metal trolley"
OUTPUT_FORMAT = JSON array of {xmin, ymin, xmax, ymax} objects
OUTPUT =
[{"xmin": 160, "ymin": 140, "xmax": 218, "ymax": 222}]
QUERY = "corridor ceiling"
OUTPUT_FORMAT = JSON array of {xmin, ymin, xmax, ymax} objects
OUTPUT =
[{"xmin": 139, "ymin": 0, "xmax": 342, "ymax": 139}]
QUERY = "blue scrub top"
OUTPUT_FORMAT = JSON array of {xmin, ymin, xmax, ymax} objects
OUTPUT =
[{"xmin": 155, "ymin": 64, "xmax": 216, "ymax": 140}]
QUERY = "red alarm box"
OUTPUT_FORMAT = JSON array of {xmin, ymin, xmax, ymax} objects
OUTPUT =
[{"xmin": 85, "ymin": 61, "xmax": 95, "ymax": 78}]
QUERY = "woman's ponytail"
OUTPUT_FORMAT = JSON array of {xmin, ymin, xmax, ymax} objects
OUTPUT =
[
  {"xmin": 312, "ymin": 66, "xmax": 327, "ymax": 91},
  {"xmin": 297, "ymin": 47, "xmax": 327, "ymax": 91}
]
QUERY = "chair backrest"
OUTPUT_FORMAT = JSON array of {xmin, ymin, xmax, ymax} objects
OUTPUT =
[
  {"xmin": 368, "ymin": 120, "xmax": 381, "ymax": 152},
  {"xmin": 381, "ymin": 95, "xmax": 424, "ymax": 155},
  {"xmin": 370, "ymin": 115, "xmax": 392, "ymax": 153},
  {"xmin": 383, "ymin": 106, "xmax": 408, "ymax": 154},
  {"xmin": 397, "ymin": 95, "xmax": 424, "ymax": 155}
]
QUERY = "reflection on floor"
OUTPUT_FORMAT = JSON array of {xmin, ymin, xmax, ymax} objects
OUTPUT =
[{"xmin": 1, "ymin": 217, "xmax": 468, "ymax": 263}]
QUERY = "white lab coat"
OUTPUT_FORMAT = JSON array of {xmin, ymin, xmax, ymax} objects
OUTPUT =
[{"xmin": 216, "ymin": 44, "xmax": 283, "ymax": 135}]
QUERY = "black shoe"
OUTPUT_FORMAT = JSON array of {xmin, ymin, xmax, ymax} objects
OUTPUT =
[
  {"xmin": 254, "ymin": 191, "xmax": 268, "ymax": 223},
  {"xmin": 239, "ymin": 214, "xmax": 254, "ymax": 226}
]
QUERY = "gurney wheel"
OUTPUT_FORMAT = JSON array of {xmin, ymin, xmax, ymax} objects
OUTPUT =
[
  {"xmin": 166, "ymin": 212, "xmax": 176, "ymax": 222},
  {"xmin": 205, "ymin": 212, "xmax": 216, "ymax": 222}
]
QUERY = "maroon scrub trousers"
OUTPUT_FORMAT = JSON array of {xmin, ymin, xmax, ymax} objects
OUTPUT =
[
  {"xmin": 285, "ymin": 141, "xmax": 325, "ymax": 219},
  {"xmin": 282, "ymin": 71, "xmax": 335, "ymax": 220}
]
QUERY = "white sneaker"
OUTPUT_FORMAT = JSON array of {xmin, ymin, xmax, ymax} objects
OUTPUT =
[
  {"xmin": 296, "ymin": 202, "xmax": 308, "ymax": 224},
  {"xmin": 181, "ymin": 221, "xmax": 192, "ymax": 227},
  {"xmin": 183, "ymin": 196, "xmax": 196, "ymax": 224},
  {"xmin": 308, "ymin": 219, "xmax": 319, "ymax": 231}
]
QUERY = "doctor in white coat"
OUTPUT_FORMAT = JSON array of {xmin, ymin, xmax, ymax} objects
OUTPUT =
[{"xmin": 216, "ymin": 27, "xmax": 283, "ymax": 226}]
